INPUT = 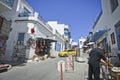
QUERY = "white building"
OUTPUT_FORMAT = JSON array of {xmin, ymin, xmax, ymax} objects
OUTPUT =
[
  {"xmin": 0, "ymin": 0, "xmax": 65, "ymax": 61},
  {"xmin": 78, "ymin": 37, "xmax": 86, "ymax": 49},
  {"xmin": 47, "ymin": 21, "xmax": 71, "ymax": 50},
  {"xmin": 71, "ymin": 41, "xmax": 78, "ymax": 48},
  {"xmin": 0, "ymin": 0, "xmax": 17, "ymax": 60},
  {"xmin": 89, "ymin": 0, "xmax": 120, "ymax": 57}
]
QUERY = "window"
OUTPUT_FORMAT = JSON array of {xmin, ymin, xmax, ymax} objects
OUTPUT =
[
  {"xmin": 64, "ymin": 28, "xmax": 68, "ymax": 34},
  {"xmin": 115, "ymin": 21, "xmax": 120, "ymax": 50},
  {"xmin": 80, "ymin": 41, "xmax": 82, "ymax": 45},
  {"xmin": 0, "ymin": 16, "xmax": 3, "ymax": 32},
  {"xmin": 19, "ymin": 7, "xmax": 31, "ymax": 17},
  {"xmin": 118, "ymin": 27, "xmax": 120, "ymax": 39},
  {"xmin": 24, "ymin": 7, "xmax": 30, "ymax": 14},
  {"xmin": 111, "ymin": 33, "xmax": 116, "ymax": 44},
  {"xmin": 55, "ymin": 42, "xmax": 61, "ymax": 51},
  {"xmin": 110, "ymin": 0, "xmax": 118, "ymax": 12},
  {"xmin": 64, "ymin": 33, "xmax": 68, "ymax": 36},
  {"xmin": 6, "ymin": 0, "xmax": 14, "ymax": 7},
  {"xmin": 18, "ymin": 33, "xmax": 25, "ymax": 41},
  {"xmin": 68, "ymin": 32, "xmax": 71, "ymax": 38},
  {"xmin": 64, "ymin": 29, "xmax": 71, "ymax": 38}
]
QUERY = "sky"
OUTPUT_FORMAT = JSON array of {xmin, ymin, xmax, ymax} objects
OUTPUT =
[{"xmin": 26, "ymin": 0, "xmax": 101, "ymax": 42}]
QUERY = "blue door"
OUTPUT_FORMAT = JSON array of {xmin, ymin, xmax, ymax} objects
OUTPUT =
[
  {"xmin": 102, "ymin": 38, "xmax": 108, "ymax": 52},
  {"xmin": 115, "ymin": 21, "xmax": 120, "ymax": 50}
]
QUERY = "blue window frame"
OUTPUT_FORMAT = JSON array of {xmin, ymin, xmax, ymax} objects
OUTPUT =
[
  {"xmin": 102, "ymin": 38, "xmax": 108, "ymax": 52},
  {"xmin": 115, "ymin": 21, "xmax": 120, "ymax": 50},
  {"xmin": 6, "ymin": 0, "xmax": 14, "ymax": 7},
  {"xmin": 18, "ymin": 33, "xmax": 25, "ymax": 41},
  {"xmin": 19, "ymin": 7, "xmax": 31, "ymax": 17},
  {"xmin": 55, "ymin": 42, "xmax": 61, "ymax": 51},
  {"xmin": 110, "ymin": 0, "xmax": 118, "ymax": 13}
]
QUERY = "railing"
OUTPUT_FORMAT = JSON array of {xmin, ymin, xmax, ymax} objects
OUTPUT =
[
  {"xmin": 38, "ymin": 16, "xmax": 53, "ymax": 32},
  {"xmin": 46, "ymin": 24, "xmax": 53, "ymax": 31},
  {"xmin": 55, "ymin": 30, "xmax": 61, "ymax": 37},
  {"xmin": 18, "ymin": 12, "xmax": 34, "ymax": 17},
  {"xmin": 18, "ymin": 12, "xmax": 54, "ymax": 34},
  {"xmin": 0, "ymin": 0, "xmax": 14, "ymax": 7}
]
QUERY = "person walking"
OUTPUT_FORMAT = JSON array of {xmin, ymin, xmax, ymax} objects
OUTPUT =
[{"xmin": 88, "ymin": 46, "xmax": 113, "ymax": 80}]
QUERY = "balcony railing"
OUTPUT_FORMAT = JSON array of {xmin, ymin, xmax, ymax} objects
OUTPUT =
[
  {"xmin": 18, "ymin": 12, "xmax": 53, "ymax": 32},
  {"xmin": 38, "ymin": 16, "xmax": 53, "ymax": 32},
  {"xmin": 0, "ymin": 0, "xmax": 14, "ymax": 7},
  {"xmin": 55, "ymin": 30, "xmax": 61, "ymax": 37},
  {"xmin": 18, "ymin": 13, "xmax": 34, "ymax": 17}
]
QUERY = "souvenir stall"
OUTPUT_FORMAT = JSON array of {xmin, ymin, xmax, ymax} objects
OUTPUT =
[
  {"xmin": 0, "ymin": 37, "xmax": 11, "ymax": 71},
  {"xmin": 12, "ymin": 41, "xmax": 26, "ymax": 62},
  {"xmin": 0, "ymin": 16, "xmax": 12, "ymax": 71},
  {"xmin": 0, "ymin": 16, "xmax": 11, "ymax": 61},
  {"xmin": 12, "ymin": 33, "xmax": 56, "ymax": 62},
  {"xmin": 0, "ymin": 38, "xmax": 6, "ymax": 62},
  {"xmin": 12, "ymin": 35, "xmax": 53, "ymax": 62},
  {"xmin": 12, "ymin": 25, "xmax": 36, "ymax": 62},
  {"xmin": 12, "ymin": 36, "xmax": 37, "ymax": 62},
  {"xmin": 35, "ymin": 38, "xmax": 51, "ymax": 60}
]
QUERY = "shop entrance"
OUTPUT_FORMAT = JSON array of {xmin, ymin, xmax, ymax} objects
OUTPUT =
[{"xmin": 35, "ymin": 38, "xmax": 57, "ymax": 59}]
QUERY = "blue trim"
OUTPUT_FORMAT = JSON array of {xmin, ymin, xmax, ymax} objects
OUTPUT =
[
  {"xmin": 89, "ymin": 30, "xmax": 107, "ymax": 42},
  {"xmin": 102, "ymin": 38, "xmax": 108, "ymax": 52},
  {"xmin": 115, "ymin": 21, "xmax": 120, "ymax": 50},
  {"xmin": 55, "ymin": 42, "xmax": 61, "ymax": 51}
]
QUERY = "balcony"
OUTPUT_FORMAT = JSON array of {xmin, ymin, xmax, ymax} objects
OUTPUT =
[
  {"xmin": 0, "ymin": 0, "xmax": 14, "ymax": 12},
  {"xmin": 17, "ymin": 12, "xmax": 53, "ymax": 33}
]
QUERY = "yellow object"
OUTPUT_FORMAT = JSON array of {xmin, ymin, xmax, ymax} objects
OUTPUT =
[{"xmin": 58, "ymin": 49, "xmax": 76, "ymax": 57}]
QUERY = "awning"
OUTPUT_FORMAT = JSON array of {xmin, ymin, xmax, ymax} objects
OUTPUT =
[
  {"xmin": 45, "ymin": 38, "xmax": 57, "ymax": 42},
  {"xmin": 36, "ymin": 37, "xmax": 57, "ymax": 42},
  {"xmin": 89, "ymin": 30, "xmax": 107, "ymax": 42}
]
